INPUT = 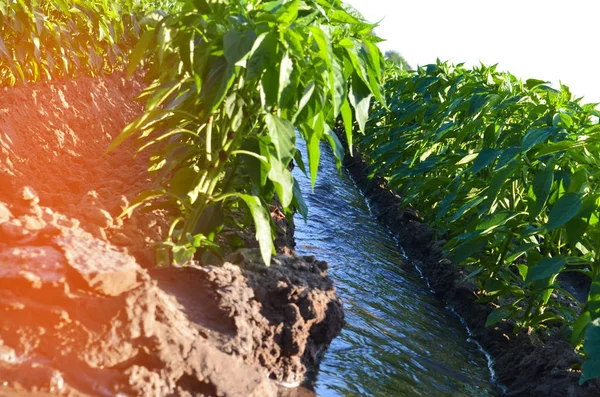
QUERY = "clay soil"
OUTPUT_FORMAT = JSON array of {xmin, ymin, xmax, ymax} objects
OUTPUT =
[
  {"xmin": 0, "ymin": 74, "xmax": 343, "ymax": 396},
  {"xmin": 341, "ymin": 138, "xmax": 600, "ymax": 397}
]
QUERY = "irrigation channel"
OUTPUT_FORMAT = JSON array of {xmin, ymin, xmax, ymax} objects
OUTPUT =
[{"xmin": 292, "ymin": 140, "xmax": 499, "ymax": 396}]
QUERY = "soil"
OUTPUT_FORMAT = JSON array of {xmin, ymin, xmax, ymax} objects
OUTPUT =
[
  {"xmin": 0, "ymin": 73, "xmax": 343, "ymax": 396},
  {"xmin": 340, "ymin": 137, "xmax": 600, "ymax": 397}
]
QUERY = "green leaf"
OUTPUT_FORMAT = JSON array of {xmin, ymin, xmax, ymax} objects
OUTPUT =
[
  {"xmin": 242, "ymin": 137, "xmax": 271, "ymax": 187},
  {"xmin": 529, "ymin": 312, "xmax": 563, "ymax": 326},
  {"xmin": 568, "ymin": 168, "xmax": 588, "ymax": 194},
  {"xmin": 260, "ymin": 69, "xmax": 279, "ymax": 110},
  {"xmin": 339, "ymin": 37, "xmax": 369, "ymax": 87},
  {"xmin": 293, "ymin": 80, "xmax": 315, "ymax": 123},
  {"xmin": 202, "ymin": 57, "xmax": 235, "ymax": 114},
  {"xmin": 292, "ymin": 178, "xmax": 308, "ymax": 221},
  {"xmin": 534, "ymin": 140, "xmax": 577, "ymax": 157},
  {"xmin": 306, "ymin": 114, "xmax": 324, "ymax": 189},
  {"xmin": 278, "ymin": 51, "xmax": 298, "ymax": 108},
  {"xmin": 456, "ymin": 153, "xmax": 478, "ymax": 165},
  {"xmin": 349, "ymin": 72, "xmax": 372, "ymax": 132},
  {"xmin": 505, "ymin": 242, "xmax": 538, "ymax": 264},
  {"xmin": 324, "ymin": 124, "xmax": 344, "ymax": 171},
  {"xmin": 340, "ymin": 99, "xmax": 354, "ymax": 156},
  {"xmin": 553, "ymin": 112, "xmax": 573, "ymax": 129},
  {"xmin": 309, "ymin": 26, "xmax": 332, "ymax": 70},
  {"xmin": 172, "ymin": 244, "xmax": 196, "ymax": 266},
  {"xmin": 486, "ymin": 306, "xmax": 514, "ymax": 327},
  {"xmin": 268, "ymin": 153, "xmax": 294, "ymax": 208},
  {"xmin": 589, "ymin": 272, "xmax": 600, "ymax": 317},
  {"xmin": 193, "ymin": 202, "xmax": 224, "ymax": 236},
  {"xmin": 451, "ymin": 236, "xmax": 487, "ymax": 263},
  {"xmin": 522, "ymin": 127, "xmax": 554, "ymax": 152},
  {"xmin": 472, "ymin": 148, "xmax": 501, "ymax": 174},
  {"xmin": 293, "ymin": 149, "xmax": 307, "ymax": 175},
  {"xmin": 331, "ymin": 9, "xmax": 361, "ymax": 24},
  {"xmin": 265, "ymin": 113, "xmax": 296, "ymax": 164},
  {"xmin": 170, "ymin": 167, "xmax": 198, "ymax": 200},
  {"xmin": 331, "ymin": 57, "xmax": 346, "ymax": 117},
  {"xmin": 565, "ymin": 217, "xmax": 589, "ymax": 247},
  {"xmin": 246, "ymin": 32, "xmax": 277, "ymax": 81},
  {"xmin": 277, "ymin": 0, "xmax": 299, "ymax": 25},
  {"xmin": 449, "ymin": 195, "xmax": 486, "ymax": 223},
  {"xmin": 546, "ymin": 193, "xmax": 583, "ymax": 232},
  {"xmin": 238, "ymin": 194, "xmax": 273, "ymax": 266},
  {"xmin": 524, "ymin": 256, "xmax": 567, "ymax": 285},
  {"xmin": 224, "ymin": 28, "xmax": 256, "ymax": 65},
  {"xmin": 571, "ymin": 311, "xmax": 591, "ymax": 346},
  {"xmin": 127, "ymin": 29, "xmax": 154, "ymax": 76},
  {"xmin": 580, "ymin": 319, "xmax": 600, "ymax": 384},
  {"xmin": 495, "ymin": 147, "xmax": 520, "ymax": 170},
  {"xmin": 463, "ymin": 266, "xmax": 483, "ymax": 281},
  {"xmin": 526, "ymin": 78, "xmax": 549, "ymax": 89},
  {"xmin": 529, "ymin": 168, "xmax": 554, "ymax": 219},
  {"xmin": 476, "ymin": 211, "xmax": 519, "ymax": 233}
]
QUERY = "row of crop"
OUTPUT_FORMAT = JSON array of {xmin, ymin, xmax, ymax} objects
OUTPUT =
[
  {"xmin": 359, "ymin": 60, "xmax": 600, "ymax": 383},
  {"xmin": 109, "ymin": 0, "xmax": 383, "ymax": 267},
  {"xmin": 0, "ymin": 0, "xmax": 179, "ymax": 86}
]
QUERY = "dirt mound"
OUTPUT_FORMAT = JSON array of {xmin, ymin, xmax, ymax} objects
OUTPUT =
[
  {"xmin": 152, "ymin": 250, "xmax": 343, "ymax": 387},
  {"xmin": 0, "ymin": 74, "xmax": 343, "ymax": 395},
  {"xmin": 0, "ymin": 190, "xmax": 341, "ymax": 396},
  {"xmin": 342, "ymin": 142, "xmax": 600, "ymax": 396}
]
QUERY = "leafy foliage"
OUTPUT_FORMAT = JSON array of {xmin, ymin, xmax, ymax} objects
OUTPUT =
[
  {"xmin": 112, "ymin": 0, "xmax": 384, "ymax": 266},
  {"xmin": 0, "ymin": 0, "xmax": 176, "ymax": 86},
  {"xmin": 359, "ymin": 59, "xmax": 600, "ymax": 383}
]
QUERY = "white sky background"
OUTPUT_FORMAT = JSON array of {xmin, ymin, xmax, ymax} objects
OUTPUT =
[{"xmin": 344, "ymin": 0, "xmax": 600, "ymax": 103}]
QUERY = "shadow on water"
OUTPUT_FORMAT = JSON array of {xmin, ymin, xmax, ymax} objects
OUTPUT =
[{"xmin": 292, "ymin": 141, "xmax": 498, "ymax": 396}]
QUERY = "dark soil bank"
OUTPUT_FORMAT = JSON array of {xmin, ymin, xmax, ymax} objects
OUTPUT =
[
  {"xmin": 0, "ymin": 74, "xmax": 343, "ymax": 396},
  {"xmin": 341, "ymin": 141, "xmax": 600, "ymax": 397}
]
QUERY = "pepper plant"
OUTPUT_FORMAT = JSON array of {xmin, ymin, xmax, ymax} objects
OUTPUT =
[
  {"xmin": 110, "ymin": 0, "xmax": 384, "ymax": 266},
  {"xmin": 360, "ymin": 60, "xmax": 600, "ymax": 383},
  {"xmin": 0, "ymin": 0, "xmax": 180, "ymax": 86}
]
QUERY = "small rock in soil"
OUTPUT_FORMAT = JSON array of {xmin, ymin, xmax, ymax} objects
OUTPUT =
[
  {"xmin": 0, "ymin": 246, "xmax": 66, "ymax": 287},
  {"xmin": 55, "ymin": 233, "xmax": 139, "ymax": 296}
]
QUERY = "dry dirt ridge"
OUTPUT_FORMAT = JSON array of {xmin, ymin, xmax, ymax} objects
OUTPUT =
[
  {"xmin": 0, "ymin": 73, "xmax": 343, "ymax": 396},
  {"xmin": 340, "ymin": 134, "xmax": 600, "ymax": 397}
]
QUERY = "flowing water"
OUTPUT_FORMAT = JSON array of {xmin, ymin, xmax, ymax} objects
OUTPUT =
[{"xmin": 292, "ymin": 142, "xmax": 498, "ymax": 396}]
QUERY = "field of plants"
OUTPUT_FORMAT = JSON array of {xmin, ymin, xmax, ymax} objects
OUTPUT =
[
  {"xmin": 359, "ymin": 61, "xmax": 600, "ymax": 383},
  {"xmin": 0, "ymin": 0, "xmax": 181, "ymax": 85},
  {"xmin": 2, "ymin": 0, "xmax": 600, "ymax": 393},
  {"xmin": 108, "ymin": 0, "xmax": 384, "ymax": 267}
]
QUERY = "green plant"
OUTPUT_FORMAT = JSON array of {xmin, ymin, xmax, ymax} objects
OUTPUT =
[
  {"xmin": 360, "ymin": 59, "xmax": 600, "ymax": 383},
  {"xmin": 110, "ymin": 0, "xmax": 384, "ymax": 266},
  {"xmin": 0, "ymin": 0, "xmax": 174, "ymax": 86}
]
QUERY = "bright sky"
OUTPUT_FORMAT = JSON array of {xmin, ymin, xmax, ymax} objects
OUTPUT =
[{"xmin": 344, "ymin": 0, "xmax": 600, "ymax": 104}]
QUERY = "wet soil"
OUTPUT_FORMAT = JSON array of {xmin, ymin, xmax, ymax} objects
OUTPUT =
[
  {"xmin": 341, "ymin": 138, "xmax": 600, "ymax": 397},
  {"xmin": 0, "ymin": 73, "xmax": 343, "ymax": 396}
]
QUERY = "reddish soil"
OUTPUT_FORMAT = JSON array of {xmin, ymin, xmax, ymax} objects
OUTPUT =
[
  {"xmin": 0, "ymin": 73, "xmax": 165, "ymax": 266},
  {"xmin": 341, "ymin": 137, "xmax": 600, "ymax": 397},
  {"xmin": 0, "ymin": 74, "xmax": 343, "ymax": 396}
]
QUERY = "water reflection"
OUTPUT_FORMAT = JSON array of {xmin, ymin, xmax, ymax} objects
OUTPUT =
[{"xmin": 293, "ymin": 141, "xmax": 497, "ymax": 396}]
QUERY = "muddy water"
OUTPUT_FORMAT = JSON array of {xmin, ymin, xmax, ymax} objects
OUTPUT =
[{"xmin": 293, "ymin": 142, "xmax": 498, "ymax": 396}]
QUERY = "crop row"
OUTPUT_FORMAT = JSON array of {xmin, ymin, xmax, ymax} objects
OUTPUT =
[
  {"xmin": 0, "ymin": 0, "xmax": 179, "ymax": 86},
  {"xmin": 359, "ymin": 60, "xmax": 600, "ymax": 382},
  {"xmin": 109, "ymin": 0, "xmax": 383, "ymax": 267}
]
